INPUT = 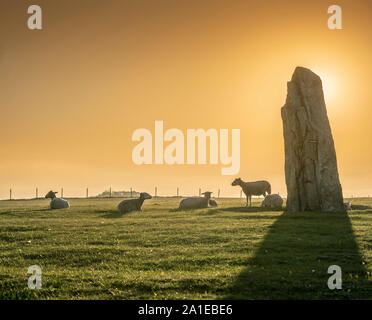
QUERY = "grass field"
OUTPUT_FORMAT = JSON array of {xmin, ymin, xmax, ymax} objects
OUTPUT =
[{"xmin": 1, "ymin": 197, "xmax": 372, "ymax": 300}]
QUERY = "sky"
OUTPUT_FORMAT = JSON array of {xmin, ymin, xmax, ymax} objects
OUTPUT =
[{"xmin": 1, "ymin": 0, "xmax": 372, "ymax": 199}]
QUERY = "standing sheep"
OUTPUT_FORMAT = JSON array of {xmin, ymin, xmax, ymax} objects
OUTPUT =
[
  {"xmin": 117, "ymin": 192, "xmax": 152, "ymax": 213},
  {"xmin": 261, "ymin": 194, "xmax": 283, "ymax": 209},
  {"xmin": 45, "ymin": 191, "xmax": 70, "ymax": 209},
  {"xmin": 232, "ymin": 178, "xmax": 271, "ymax": 207},
  {"xmin": 179, "ymin": 191, "xmax": 217, "ymax": 209}
]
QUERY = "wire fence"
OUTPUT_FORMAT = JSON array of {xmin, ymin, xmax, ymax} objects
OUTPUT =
[
  {"xmin": 1, "ymin": 187, "xmax": 277, "ymax": 201},
  {"xmin": 2, "ymin": 187, "xmax": 370, "ymax": 201}
]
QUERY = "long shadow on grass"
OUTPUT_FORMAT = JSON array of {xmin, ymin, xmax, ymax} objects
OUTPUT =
[
  {"xmin": 100, "ymin": 210, "xmax": 129, "ymax": 218},
  {"xmin": 172, "ymin": 206, "xmax": 275, "ymax": 215},
  {"xmin": 0, "ymin": 208, "xmax": 51, "ymax": 215},
  {"xmin": 221, "ymin": 206, "xmax": 282, "ymax": 213},
  {"xmin": 224, "ymin": 211, "xmax": 371, "ymax": 299},
  {"xmin": 197, "ymin": 206, "xmax": 282, "ymax": 216}
]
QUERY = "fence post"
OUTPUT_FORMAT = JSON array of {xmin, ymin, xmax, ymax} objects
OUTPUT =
[
  {"xmin": 130, "ymin": 188, "xmax": 133, "ymax": 198},
  {"xmin": 36, "ymin": 187, "xmax": 38, "ymax": 199},
  {"xmin": 177, "ymin": 187, "xmax": 179, "ymax": 197},
  {"xmin": 10, "ymin": 188, "xmax": 12, "ymax": 200},
  {"xmin": 109, "ymin": 187, "xmax": 112, "ymax": 198},
  {"xmin": 199, "ymin": 188, "xmax": 201, "ymax": 196},
  {"xmin": 155, "ymin": 187, "xmax": 158, "ymax": 198},
  {"xmin": 240, "ymin": 190, "xmax": 242, "ymax": 199},
  {"xmin": 86, "ymin": 188, "xmax": 89, "ymax": 198},
  {"xmin": 61, "ymin": 188, "xmax": 64, "ymax": 198},
  {"xmin": 218, "ymin": 189, "xmax": 220, "ymax": 198}
]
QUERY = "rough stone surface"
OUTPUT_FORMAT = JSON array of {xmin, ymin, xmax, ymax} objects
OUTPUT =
[{"xmin": 281, "ymin": 67, "xmax": 345, "ymax": 212}]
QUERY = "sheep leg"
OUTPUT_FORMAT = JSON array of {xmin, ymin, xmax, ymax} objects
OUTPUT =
[
  {"xmin": 249, "ymin": 196, "xmax": 252, "ymax": 207},
  {"xmin": 245, "ymin": 195, "xmax": 249, "ymax": 207}
]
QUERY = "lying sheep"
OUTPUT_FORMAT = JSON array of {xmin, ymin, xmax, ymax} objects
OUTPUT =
[
  {"xmin": 344, "ymin": 202, "xmax": 352, "ymax": 211},
  {"xmin": 45, "ymin": 191, "xmax": 70, "ymax": 209},
  {"xmin": 179, "ymin": 191, "xmax": 217, "ymax": 209},
  {"xmin": 261, "ymin": 194, "xmax": 283, "ymax": 209},
  {"xmin": 117, "ymin": 192, "xmax": 152, "ymax": 213}
]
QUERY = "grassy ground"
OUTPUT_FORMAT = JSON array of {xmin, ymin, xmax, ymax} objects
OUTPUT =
[{"xmin": 0, "ymin": 197, "xmax": 372, "ymax": 300}]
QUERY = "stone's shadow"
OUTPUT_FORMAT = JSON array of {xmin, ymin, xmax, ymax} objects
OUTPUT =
[{"xmin": 224, "ymin": 211, "xmax": 370, "ymax": 299}]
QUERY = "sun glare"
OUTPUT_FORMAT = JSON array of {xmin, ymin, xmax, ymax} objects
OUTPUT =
[
  {"xmin": 311, "ymin": 68, "xmax": 340, "ymax": 106},
  {"xmin": 322, "ymin": 76, "xmax": 338, "ymax": 103}
]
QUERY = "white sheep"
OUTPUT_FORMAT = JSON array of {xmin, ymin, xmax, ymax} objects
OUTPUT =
[
  {"xmin": 45, "ymin": 190, "xmax": 70, "ymax": 209},
  {"xmin": 232, "ymin": 178, "xmax": 271, "ymax": 207},
  {"xmin": 261, "ymin": 194, "xmax": 283, "ymax": 209},
  {"xmin": 179, "ymin": 191, "xmax": 217, "ymax": 209},
  {"xmin": 344, "ymin": 202, "xmax": 352, "ymax": 211}
]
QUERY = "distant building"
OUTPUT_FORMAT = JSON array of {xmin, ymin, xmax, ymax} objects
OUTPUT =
[{"xmin": 96, "ymin": 190, "xmax": 140, "ymax": 198}]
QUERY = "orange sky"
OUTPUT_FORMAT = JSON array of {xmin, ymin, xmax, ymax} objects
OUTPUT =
[{"xmin": 1, "ymin": 0, "xmax": 372, "ymax": 199}]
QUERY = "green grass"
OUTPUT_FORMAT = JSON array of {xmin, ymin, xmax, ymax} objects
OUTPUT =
[{"xmin": 0, "ymin": 197, "xmax": 372, "ymax": 299}]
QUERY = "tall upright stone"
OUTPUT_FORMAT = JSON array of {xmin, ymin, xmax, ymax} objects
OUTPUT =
[{"xmin": 281, "ymin": 67, "xmax": 345, "ymax": 212}]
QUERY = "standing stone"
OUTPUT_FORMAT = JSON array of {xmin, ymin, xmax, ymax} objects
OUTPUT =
[{"xmin": 281, "ymin": 67, "xmax": 345, "ymax": 212}]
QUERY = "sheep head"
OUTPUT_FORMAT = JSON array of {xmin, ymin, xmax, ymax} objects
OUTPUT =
[
  {"xmin": 140, "ymin": 192, "xmax": 152, "ymax": 200},
  {"xmin": 45, "ymin": 190, "xmax": 58, "ymax": 199},
  {"xmin": 201, "ymin": 191, "xmax": 212, "ymax": 199},
  {"xmin": 231, "ymin": 178, "xmax": 242, "ymax": 186}
]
